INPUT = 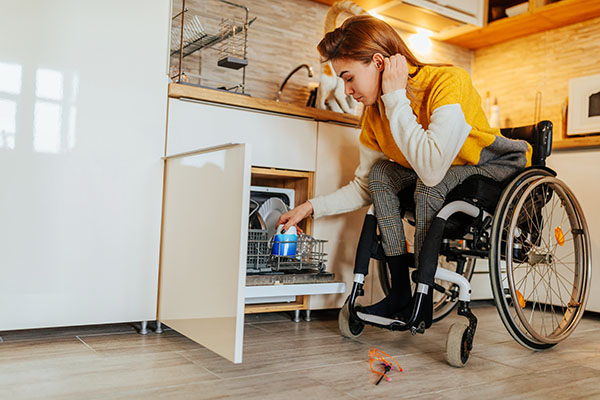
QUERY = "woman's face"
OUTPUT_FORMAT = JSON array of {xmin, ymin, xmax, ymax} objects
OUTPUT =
[{"xmin": 332, "ymin": 56, "xmax": 383, "ymax": 106}]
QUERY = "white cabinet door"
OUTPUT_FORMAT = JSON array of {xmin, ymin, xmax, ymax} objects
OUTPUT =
[
  {"xmin": 167, "ymin": 99, "xmax": 318, "ymax": 171},
  {"xmin": 158, "ymin": 144, "xmax": 250, "ymax": 363},
  {"xmin": 0, "ymin": 0, "xmax": 169, "ymax": 330},
  {"xmin": 311, "ymin": 122, "xmax": 376, "ymax": 309},
  {"xmin": 547, "ymin": 150, "xmax": 600, "ymax": 312}
]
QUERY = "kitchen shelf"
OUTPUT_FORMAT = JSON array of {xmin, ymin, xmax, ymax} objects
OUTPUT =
[{"xmin": 443, "ymin": 0, "xmax": 600, "ymax": 49}]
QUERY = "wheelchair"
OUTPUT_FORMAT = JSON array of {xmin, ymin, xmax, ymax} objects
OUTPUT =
[{"xmin": 338, "ymin": 121, "xmax": 592, "ymax": 367}]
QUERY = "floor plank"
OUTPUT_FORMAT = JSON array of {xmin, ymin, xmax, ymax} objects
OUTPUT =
[{"xmin": 1, "ymin": 303, "xmax": 600, "ymax": 399}]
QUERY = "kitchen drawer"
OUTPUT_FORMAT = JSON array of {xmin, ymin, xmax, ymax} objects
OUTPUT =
[{"xmin": 167, "ymin": 98, "xmax": 317, "ymax": 171}]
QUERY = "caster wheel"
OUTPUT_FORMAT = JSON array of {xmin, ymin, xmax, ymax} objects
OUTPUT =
[
  {"xmin": 338, "ymin": 301, "xmax": 364, "ymax": 339},
  {"xmin": 446, "ymin": 322, "xmax": 470, "ymax": 367}
]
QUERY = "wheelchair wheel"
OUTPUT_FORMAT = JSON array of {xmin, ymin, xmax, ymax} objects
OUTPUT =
[
  {"xmin": 490, "ymin": 174, "xmax": 591, "ymax": 350},
  {"xmin": 378, "ymin": 255, "xmax": 475, "ymax": 323},
  {"xmin": 446, "ymin": 322, "xmax": 470, "ymax": 367},
  {"xmin": 338, "ymin": 300, "xmax": 364, "ymax": 339}
]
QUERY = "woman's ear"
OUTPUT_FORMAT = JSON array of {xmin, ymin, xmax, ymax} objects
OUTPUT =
[{"xmin": 372, "ymin": 53, "xmax": 385, "ymax": 71}]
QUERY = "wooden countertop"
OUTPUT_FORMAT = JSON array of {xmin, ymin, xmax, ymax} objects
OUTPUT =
[{"xmin": 168, "ymin": 83, "xmax": 361, "ymax": 126}]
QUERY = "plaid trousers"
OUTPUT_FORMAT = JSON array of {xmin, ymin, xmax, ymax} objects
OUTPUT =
[{"xmin": 368, "ymin": 160, "xmax": 495, "ymax": 262}]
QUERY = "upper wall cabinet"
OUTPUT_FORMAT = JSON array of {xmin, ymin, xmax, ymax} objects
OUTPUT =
[
  {"xmin": 440, "ymin": 0, "xmax": 600, "ymax": 48},
  {"xmin": 402, "ymin": 0, "xmax": 485, "ymax": 26}
]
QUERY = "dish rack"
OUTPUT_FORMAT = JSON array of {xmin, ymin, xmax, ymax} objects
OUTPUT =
[
  {"xmin": 247, "ymin": 230, "xmax": 327, "ymax": 274},
  {"xmin": 170, "ymin": 0, "xmax": 256, "ymax": 94}
]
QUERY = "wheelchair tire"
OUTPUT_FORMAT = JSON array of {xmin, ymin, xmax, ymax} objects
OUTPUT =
[
  {"xmin": 377, "ymin": 255, "xmax": 475, "ymax": 323},
  {"xmin": 338, "ymin": 300, "xmax": 364, "ymax": 339},
  {"xmin": 490, "ymin": 173, "xmax": 591, "ymax": 350},
  {"xmin": 446, "ymin": 322, "xmax": 470, "ymax": 368}
]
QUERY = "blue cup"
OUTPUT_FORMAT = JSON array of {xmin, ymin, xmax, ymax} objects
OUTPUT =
[{"xmin": 271, "ymin": 233, "xmax": 297, "ymax": 256}]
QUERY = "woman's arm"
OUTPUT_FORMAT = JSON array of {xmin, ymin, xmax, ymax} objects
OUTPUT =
[
  {"xmin": 277, "ymin": 143, "xmax": 386, "ymax": 232},
  {"xmin": 382, "ymin": 91, "xmax": 471, "ymax": 186},
  {"xmin": 381, "ymin": 55, "xmax": 471, "ymax": 187}
]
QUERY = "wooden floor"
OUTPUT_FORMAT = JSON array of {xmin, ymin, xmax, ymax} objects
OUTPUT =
[{"xmin": 2, "ymin": 302, "xmax": 600, "ymax": 399}]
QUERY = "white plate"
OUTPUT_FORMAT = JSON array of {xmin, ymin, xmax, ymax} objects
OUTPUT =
[{"xmin": 258, "ymin": 197, "xmax": 289, "ymax": 239}]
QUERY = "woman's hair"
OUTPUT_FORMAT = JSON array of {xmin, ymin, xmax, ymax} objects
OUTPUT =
[
  {"xmin": 317, "ymin": 15, "xmax": 436, "ymax": 107},
  {"xmin": 317, "ymin": 15, "xmax": 424, "ymax": 68}
]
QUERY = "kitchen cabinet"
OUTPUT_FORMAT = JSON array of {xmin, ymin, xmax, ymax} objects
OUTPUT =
[
  {"xmin": 403, "ymin": 0, "xmax": 485, "ymax": 26},
  {"xmin": 167, "ymin": 99, "xmax": 318, "ymax": 171},
  {"xmin": 547, "ymin": 150, "xmax": 600, "ymax": 312},
  {"xmin": 0, "ymin": 0, "xmax": 170, "ymax": 330},
  {"xmin": 443, "ymin": 0, "xmax": 600, "ymax": 49}
]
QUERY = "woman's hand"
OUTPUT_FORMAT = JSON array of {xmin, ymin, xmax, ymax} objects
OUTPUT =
[
  {"xmin": 381, "ymin": 54, "xmax": 409, "ymax": 95},
  {"xmin": 276, "ymin": 201, "xmax": 313, "ymax": 234}
]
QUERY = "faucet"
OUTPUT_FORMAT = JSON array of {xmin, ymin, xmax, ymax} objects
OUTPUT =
[{"xmin": 275, "ymin": 64, "xmax": 314, "ymax": 102}]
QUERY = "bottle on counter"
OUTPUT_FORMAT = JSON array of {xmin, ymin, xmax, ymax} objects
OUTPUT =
[
  {"xmin": 483, "ymin": 91, "xmax": 491, "ymax": 120},
  {"xmin": 490, "ymin": 97, "xmax": 500, "ymax": 128}
]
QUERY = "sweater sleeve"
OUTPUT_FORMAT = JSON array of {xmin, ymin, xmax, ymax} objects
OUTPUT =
[
  {"xmin": 309, "ymin": 143, "xmax": 387, "ymax": 218},
  {"xmin": 381, "ymin": 88, "xmax": 472, "ymax": 187}
]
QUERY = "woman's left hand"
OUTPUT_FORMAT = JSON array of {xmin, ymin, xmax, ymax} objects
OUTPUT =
[{"xmin": 382, "ymin": 54, "xmax": 409, "ymax": 94}]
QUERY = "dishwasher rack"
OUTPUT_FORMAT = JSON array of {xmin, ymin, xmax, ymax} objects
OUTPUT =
[{"xmin": 247, "ymin": 230, "xmax": 327, "ymax": 274}]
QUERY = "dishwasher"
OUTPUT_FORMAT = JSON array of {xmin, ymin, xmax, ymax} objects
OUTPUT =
[{"xmin": 246, "ymin": 185, "xmax": 330, "ymax": 305}]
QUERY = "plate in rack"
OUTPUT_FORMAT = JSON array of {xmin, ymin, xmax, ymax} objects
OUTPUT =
[{"xmin": 258, "ymin": 197, "xmax": 289, "ymax": 239}]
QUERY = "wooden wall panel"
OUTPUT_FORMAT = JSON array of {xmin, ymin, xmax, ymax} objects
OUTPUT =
[
  {"xmin": 170, "ymin": 0, "xmax": 472, "ymax": 107},
  {"xmin": 472, "ymin": 16, "xmax": 600, "ymax": 139}
]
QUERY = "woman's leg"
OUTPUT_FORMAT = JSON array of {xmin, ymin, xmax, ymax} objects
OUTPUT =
[
  {"xmin": 413, "ymin": 165, "xmax": 493, "ymax": 326},
  {"xmin": 413, "ymin": 165, "xmax": 492, "ymax": 259},
  {"xmin": 368, "ymin": 160, "xmax": 418, "ymax": 256},
  {"xmin": 366, "ymin": 160, "xmax": 418, "ymax": 317}
]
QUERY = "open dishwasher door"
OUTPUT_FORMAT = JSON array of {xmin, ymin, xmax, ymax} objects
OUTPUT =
[{"xmin": 158, "ymin": 143, "xmax": 250, "ymax": 364}]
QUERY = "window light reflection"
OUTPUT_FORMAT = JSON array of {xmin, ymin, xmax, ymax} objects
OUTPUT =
[
  {"xmin": 32, "ymin": 68, "xmax": 79, "ymax": 154},
  {"xmin": 68, "ymin": 106, "xmax": 76, "ymax": 150},
  {"xmin": 36, "ymin": 69, "xmax": 64, "ymax": 101},
  {"xmin": 0, "ymin": 62, "xmax": 22, "ymax": 95},
  {"xmin": 0, "ymin": 99, "xmax": 17, "ymax": 149},
  {"xmin": 33, "ymin": 101, "xmax": 62, "ymax": 154}
]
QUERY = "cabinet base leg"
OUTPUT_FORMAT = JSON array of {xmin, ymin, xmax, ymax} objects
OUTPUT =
[
  {"xmin": 154, "ymin": 321, "xmax": 163, "ymax": 334},
  {"xmin": 293, "ymin": 310, "xmax": 301, "ymax": 323},
  {"xmin": 305, "ymin": 310, "xmax": 311, "ymax": 322},
  {"xmin": 139, "ymin": 321, "xmax": 149, "ymax": 335}
]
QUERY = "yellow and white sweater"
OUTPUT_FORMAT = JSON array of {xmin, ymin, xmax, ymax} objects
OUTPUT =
[{"xmin": 310, "ymin": 65, "xmax": 532, "ymax": 218}]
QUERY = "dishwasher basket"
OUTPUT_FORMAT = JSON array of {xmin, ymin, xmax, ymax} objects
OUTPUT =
[
  {"xmin": 246, "ymin": 230, "xmax": 327, "ymax": 273},
  {"xmin": 247, "ymin": 229, "xmax": 272, "ymax": 273}
]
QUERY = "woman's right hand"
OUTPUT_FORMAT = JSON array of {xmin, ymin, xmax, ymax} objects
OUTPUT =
[
  {"xmin": 382, "ymin": 54, "xmax": 409, "ymax": 95},
  {"xmin": 277, "ymin": 201, "xmax": 314, "ymax": 234}
]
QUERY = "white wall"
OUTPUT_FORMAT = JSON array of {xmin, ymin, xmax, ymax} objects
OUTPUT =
[{"xmin": 0, "ymin": 0, "xmax": 171, "ymax": 329}]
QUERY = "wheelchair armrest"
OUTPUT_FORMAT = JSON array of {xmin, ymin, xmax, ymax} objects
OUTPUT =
[{"xmin": 500, "ymin": 120, "xmax": 552, "ymax": 166}]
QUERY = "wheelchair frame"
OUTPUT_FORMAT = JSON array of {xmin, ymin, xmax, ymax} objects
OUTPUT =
[{"xmin": 338, "ymin": 121, "xmax": 592, "ymax": 367}]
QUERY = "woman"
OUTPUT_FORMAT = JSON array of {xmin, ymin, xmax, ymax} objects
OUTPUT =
[{"xmin": 278, "ymin": 15, "xmax": 531, "ymax": 319}]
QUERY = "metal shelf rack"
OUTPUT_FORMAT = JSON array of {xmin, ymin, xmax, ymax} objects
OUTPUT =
[{"xmin": 171, "ymin": 0, "xmax": 255, "ymax": 94}]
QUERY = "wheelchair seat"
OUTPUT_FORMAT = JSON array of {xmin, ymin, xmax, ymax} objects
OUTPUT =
[{"xmin": 397, "ymin": 120, "xmax": 554, "ymax": 235}]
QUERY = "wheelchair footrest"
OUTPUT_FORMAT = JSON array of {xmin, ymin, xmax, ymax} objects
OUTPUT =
[
  {"xmin": 356, "ymin": 311, "xmax": 406, "ymax": 327},
  {"xmin": 355, "ymin": 311, "xmax": 426, "ymax": 333}
]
